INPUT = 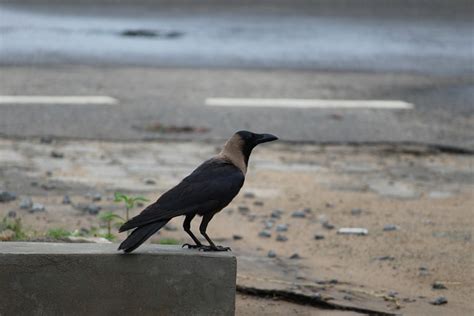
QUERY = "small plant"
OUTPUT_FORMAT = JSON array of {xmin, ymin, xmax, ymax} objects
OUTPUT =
[
  {"xmin": 99, "ymin": 211, "xmax": 124, "ymax": 241},
  {"xmin": 114, "ymin": 192, "xmax": 148, "ymax": 222},
  {"xmin": 0, "ymin": 216, "xmax": 27, "ymax": 240},
  {"xmin": 47, "ymin": 228, "xmax": 71, "ymax": 239}
]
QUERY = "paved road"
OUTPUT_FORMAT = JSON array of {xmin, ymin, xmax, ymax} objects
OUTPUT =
[{"xmin": 0, "ymin": 1, "xmax": 472, "ymax": 149}]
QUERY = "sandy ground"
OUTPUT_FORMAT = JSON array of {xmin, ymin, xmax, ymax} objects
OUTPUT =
[{"xmin": 0, "ymin": 138, "xmax": 473, "ymax": 315}]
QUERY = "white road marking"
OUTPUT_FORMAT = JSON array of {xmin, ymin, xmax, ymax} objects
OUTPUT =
[
  {"xmin": 0, "ymin": 96, "xmax": 118, "ymax": 105},
  {"xmin": 205, "ymin": 98, "xmax": 414, "ymax": 109}
]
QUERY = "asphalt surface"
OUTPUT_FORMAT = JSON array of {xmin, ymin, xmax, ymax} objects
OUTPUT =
[{"xmin": 0, "ymin": 1, "xmax": 473, "ymax": 149}]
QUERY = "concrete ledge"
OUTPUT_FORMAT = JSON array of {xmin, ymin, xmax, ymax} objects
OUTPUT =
[{"xmin": 0, "ymin": 242, "xmax": 236, "ymax": 316}]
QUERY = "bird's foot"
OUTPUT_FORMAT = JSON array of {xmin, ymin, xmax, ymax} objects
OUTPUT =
[
  {"xmin": 201, "ymin": 245, "xmax": 231, "ymax": 252},
  {"xmin": 181, "ymin": 243, "xmax": 202, "ymax": 249}
]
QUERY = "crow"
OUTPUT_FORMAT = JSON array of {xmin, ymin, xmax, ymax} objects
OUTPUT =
[{"xmin": 118, "ymin": 130, "xmax": 278, "ymax": 253}]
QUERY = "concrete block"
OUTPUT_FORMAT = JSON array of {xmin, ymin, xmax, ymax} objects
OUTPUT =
[{"xmin": 0, "ymin": 242, "xmax": 236, "ymax": 316}]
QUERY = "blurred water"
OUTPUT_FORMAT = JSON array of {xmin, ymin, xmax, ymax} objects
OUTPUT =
[{"xmin": 0, "ymin": 3, "xmax": 473, "ymax": 74}]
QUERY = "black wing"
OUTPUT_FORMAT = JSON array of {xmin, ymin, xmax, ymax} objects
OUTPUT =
[{"xmin": 120, "ymin": 158, "xmax": 244, "ymax": 231}]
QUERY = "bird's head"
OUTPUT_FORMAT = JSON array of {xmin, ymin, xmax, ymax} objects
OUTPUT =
[{"xmin": 221, "ymin": 131, "xmax": 278, "ymax": 172}]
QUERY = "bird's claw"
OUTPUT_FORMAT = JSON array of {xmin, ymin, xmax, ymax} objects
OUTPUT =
[{"xmin": 201, "ymin": 245, "xmax": 231, "ymax": 252}]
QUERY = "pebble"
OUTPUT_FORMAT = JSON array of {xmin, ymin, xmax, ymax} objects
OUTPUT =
[
  {"xmin": 430, "ymin": 296, "xmax": 448, "ymax": 305},
  {"xmin": 343, "ymin": 295, "xmax": 353, "ymax": 301},
  {"xmin": 291, "ymin": 210, "xmax": 306, "ymax": 218},
  {"xmin": 30, "ymin": 203, "xmax": 46, "ymax": 213},
  {"xmin": 40, "ymin": 136, "xmax": 53, "ymax": 144},
  {"xmin": 0, "ymin": 191, "xmax": 17, "ymax": 203},
  {"xmin": 351, "ymin": 208, "xmax": 362, "ymax": 215},
  {"xmin": 383, "ymin": 224, "xmax": 399, "ymax": 231},
  {"xmin": 7, "ymin": 210, "xmax": 17, "ymax": 218},
  {"xmin": 314, "ymin": 234, "xmax": 325, "ymax": 240},
  {"xmin": 337, "ymin": 228, "xmax": 368, "ymax": 236},
  {"xmin": 322, "ymin": 222, "xmax": 335, "ymax": 230},
  {"xmin": 376, "ymin": 255, "xmax": 395, "ymax": 261},
  {"xmin": 271, "ymin": 209, "xmax": 283, "ymax": 219},
  {"xmin": 244, "ymin": 192, "xmax": 255, "ymax": 199},
  {"xmin": 432, "ymin": 282, "xmax": 447, "ymax": 290},
  {"xmin": 91, "ymin": 193, "xmax": 102, "ymax": 202},
  {"xmin": 238, "ymin": 206, "xmax": 250, "ymax": 214},
  {"xmin": 62, "ymin": 195, "xmax": 71, "ymax": 204},
  {"xmin": 276, "ymin": 224, "xmax": 288, "ymax": 232},
  {"xmin": 233, "ymin": 235, "xmax": 243, "ymax": 240},
  {"xmin": 253, "ymin": 200, "xmax": 264, "ymax": 206},
  {"xmin": 267, "ymin": 250, "xmax": 277, "ymax": 258},
  {"xmin": 276, "ymin": 234, "xmax": 288, "ymax": 242},
  {"xmin": 264, "ymin": 220, "xmax": 274, "ymax": 229},
  {"xmin": 419, "ymin": 266, "xmax": 430, "ymax": 276},
  {"xmin": 50, "ymin": 150, "xmax": 64, "ymax": 158},
  {"xmin": 41, "ymin": 183, "xmax": 56, "ymax": 191},
  {"xmin": 19, "ymin": 197, "xmax": 33, "ymax": 209},
  {"xmin": 325, "ymin": 202, "xmax": 334, "ymax": 208},
  {"xmin": 85, "ymin": 204, "xmax": 101, "ymax": 215},
  {"xmin": 387, "ymin": 291, "xmax": 398, "ymax": 298},
  {"xmin": 289, "ymin": 253, "xmax": 301, "ymax": 260},
  {"xmin": 144, "ymin": 178, "xmax": 156, "ymax": 185},
  {"xmin": 259, "ymin": 230, "xmax": 272, "ymax": 238}
]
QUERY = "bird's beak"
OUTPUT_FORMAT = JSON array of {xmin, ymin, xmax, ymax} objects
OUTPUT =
[{"xmin": 255, "ymin": 133, "xmax": 278, "ymax": 145}]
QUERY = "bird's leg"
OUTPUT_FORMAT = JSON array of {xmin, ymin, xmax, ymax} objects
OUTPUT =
[
  {"xmin": 198, "ymin": 213, "xmax": 231, "ymax": 252},
  {"xmin": 182, "ymin": 214, "xmax": 203, "ymax": 249}
]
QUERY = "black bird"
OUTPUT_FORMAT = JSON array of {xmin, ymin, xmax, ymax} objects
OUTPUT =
[{"xmin": 118, "ymin": 130, "xmax": 278, "ymax": 253}]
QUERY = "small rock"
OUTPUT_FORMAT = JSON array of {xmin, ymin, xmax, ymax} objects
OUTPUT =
[
  {"xmin": 19, "ymin": 197, "xmax": 33, "ymax": 209},
  {"xmin": 259, "ymin": 230, "xmax": 272, "ymax": 238},
  {"xmin": 45, "ymin": 171, "xmax": 53, "ymax": 177},
  {"xmin": 144, "ymin": 178, "xmax": 156, "ymax": 185},
  {"xmin": 351, "ymin": 208, "xmax": 362, "ymax": 215},
  {"xmin": 264, "ymin": 220, "xmax": 274, "ymax": 229},
  {"xmin": 276, "ymin": 224, "xmax": 288, "ymax": 232},
  {"xmin": 430, "ymin": 296, "xmax": 448, "ymax": 305},
  {"xmin": 62, "ymin": 195, "xmax": 71, "ymax": 204},
  {"xmin": 432, "ymin": 282, "xmax": 447, "ymax": 290},
  {"xmin": 233, "ymin": 235, "xmax": 243, "ymax": 240},
  {"xmin": 238, "ymin": 206, "xmax": 250, "ymax": 214},
  {"xmin": 50, "ymin": 150, "xmax": 64, "ymax": 158},
  {"xmin": 0, "ymin": 191, "xmax": 17, "ymax": 203},
  {"xmin": 314, "ymin": 234, "xmax": 325, "ymax": 240},
  {"xmin": 91, "ymin": 193, "xmax": 102, "ymax": 202},
  {"xmin": 244, "ymin": 192, "xmax": 255, "ymax": 199},
  {"xmin": 387, "ymin": 291, "xmax": 398, "ymax": 298},
  {"xmin": 41, "ymin": 183, "xmax": 56, "ymax": 191},
  {"xmin": 325, "ymin": 202, "xmax": 334, "ymax": 208},
  {"xmin": 291, "ymin": 210, "xmax": 306, "ymax": 218},
  {"xmin": 289, "ymin": 253, "xmax": 301, "ymax": 260},
  {"xmin": 337, "ymin": 228, "xmax": 368, "ymax": 235},
  {"xmin": 419, "ymin": 266, "xmax": 430, "ymax": 276},
  {"xmin": 7, "ymin": 210, "xmax": 17, "ymax": 218},
  {"xmin": 343, "ymin": 295, "xmax": 352, "ymax": 301},
  {"xmin": 383, "ymin": 224, "xmax": 399, "ymax": 231},
  {"xmin": 267, "ymin": 250, "xmax": 277, "ymax": 258},
  {"xmin": 303, "ymin": 207, "xmax": 312, "ymax": 214},
  {"xmin": 164, "ymin": 223, "xmax": 178, "ymax": 231},
  {"xmin": 329, "ymin": 279, "xmax": 338, "ymax": 284},
  {"xmin": 253, "ymin": 200, "xmax": 264, "ymax": 206},
  {"xmin": 376, "ymin": 255, "xmax": 395, "ymax": 261},
  {"xmin": 323, "ymin": 222, "xmax": 335, "ymax": 230},
  {"xmin": 276, "ymin": 234, "xmax": 288, "ymax": 242},
  {"xmin": 30, "ymin": 203, "xmax": 46, "ymax": 213},
  {"xmin": 271, "ymin": 209, "xmax": 283, "ymax": 219},
  {"xmin": 40, "ymin": 136, "xmax": 53, "ymax": 144},
  {"xmin": 85, "ymin": 204, "xmax": 101, "ymax": 215}
]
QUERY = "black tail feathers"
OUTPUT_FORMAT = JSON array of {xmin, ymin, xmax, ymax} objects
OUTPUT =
[{"xmin": 118, "ymin": 220, "xmax": 169, "ymax": 253}]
